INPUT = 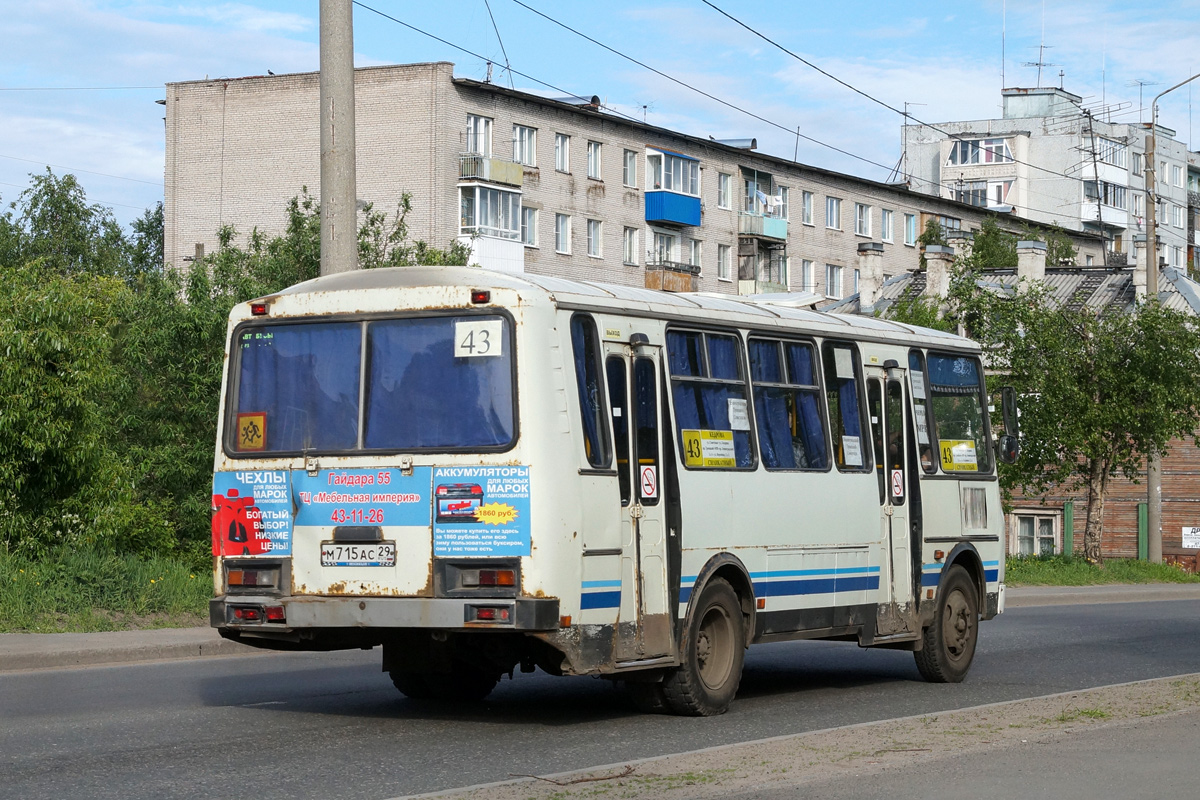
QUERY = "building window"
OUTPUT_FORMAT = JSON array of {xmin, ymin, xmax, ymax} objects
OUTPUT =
[
  {"xmin": 587, "ymin": 141, "xmax": 602, "ymax": 180},
  {"xmin": 459, "ymin": 185, "xmax": 519, "ymax": 239},
  {"xmin": 587, "ymin": 219, "xmax": 602, "ymax": 257},
  {"xmin": 513, "ymin": 125, "xmax": 536, "ymax": 167},
  {"xmin": 1173, "ymin": 245, "xmax": 1184, "ymax": 267},
  {"xmin": 1160, "ymin": 161, "xmax": 1168, "ymax": 185},
  {"xmin": 555, "ymin": 213, "xmax": 571, "ymax": 253},
  {"xmin": 825, "ymin": 264, "xmax": 843, "ymax": 299},
  {"xmin": 623, "ymin": 227, "xmax": 638, "ymax": 265},
  {"xmin": 648, "ymin": 152, "xmax": 700, "ymax": 196},
  {"xmin": 954, "ymin": 181, "xmax": 988, "ymax": 207},
  {"xmin": 801, "ymin": 191, "xmax": 813, "ymax": 225},
  {"xmin": 779, "ymin": 255, "xmax": 789, "ymax": 287},
  {"xmin": 1084, "ymin": 180, "xmax": 1127, "ymax": 210},
  {"xmin": 652, "ymin": 231, "xmax": 677, "ymax": 263},
  {"xmin": 1132, "ymin": 152, "xmax": 1143, "ymax": 176},
  {"xmin": 520, "ymin": 206, "xmax": 537, "ymax": 246},
  {"xmin": 1173, "ymin": 204, "xmax": 1186, "ymax": 228},
  {"xmin": 880, "ymin": 209, "xmax": 893, "ymax": 242},
  {"xmin": 854, "ymin": 203, "xmax": 871, "ymax": 236},
  {"xmin": 1086, "ymin": 254, "xmax": 1094, "ymax": 266},
  {"xmin": 903, "ymin": 213, "xmax": 917, "ymax": 246},
  {"xmin": 779, "ymin": 187, "xmax": 790, "ymax": 220},
  {"xmin": 801, "ymin": 259, "xmax": 815, "ymax": 292},
  {"xmin": 826, "ymin": 197, "xmax": 841, "ymax": 230},
  {"xmin": 1096, "ymin": 138, "xmax": 1127, "ymax": 168},
  {"xmin": 853, "ymin": 269, "xmax": 860, "ymax": 294},
  {"xmin": 1133, "ymin": 193, "xmax": 1145, "ymax": 217},
  {"xmin": 1173, "ymin": 165, "xmax": 1184, "ymax": 187},
  {"xmin": 623, "ymin": 149, "xmax": 637, "ymax": 187},
  {"xmin": 465, "ymin": 114, "xmax": 492, "ymax": 156},
  {"xmin": 1013, "ymin": 513, "xmax": 1059, "ymax": 556},
  {"xmin": 717, "ymin": 173, "xmax": 731, "ymax": 209},
  {"xmin": 717, "ymin": 243, "xmax": 731, "ymax": 280},
  {"xmin": 947, "ymin": 137, "xmax": 1012, "ymax": 165},
  {"xmin": 688, "ymin": 239, "xmax": 702, "ymax": 270},
  {"xmin": 555, "ymin": 133, "xmax": 570, "ymax": 173}
]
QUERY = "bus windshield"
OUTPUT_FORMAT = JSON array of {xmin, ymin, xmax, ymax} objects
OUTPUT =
[{"xmin": 229, "ymin": 315, "xmax": 515, "ymax": 454}]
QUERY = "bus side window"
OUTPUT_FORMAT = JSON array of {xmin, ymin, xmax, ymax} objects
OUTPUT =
[
  {"xmin": 606, "ymin": 356, "xmax": 632, "ymax": 505},
  {"xmin": 908, "ymin": 350, "xmax": 936, "ymax": 473},
  {"xmin": 569, "ymin": 315, "xmax": 612, "ymax": 468},
  {"xmin": 666, "ymin": 329, "xmax": 756, "ymax": 469},
  {"xmin": 749, "ymin": 338, "xmax": 828, "ymax": 470},
  {"xmin": 927, "ymin": 353, "xmax": 992, "ymax": 475},
  {"xmin": 821, "ymin": 342, "xmax": 869, "ymax": 472}
]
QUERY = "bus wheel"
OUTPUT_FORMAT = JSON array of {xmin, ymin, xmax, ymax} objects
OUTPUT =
[
  {"xmin": 914, "ymin": 565, "xmax": 978, "ymax": 683},
  {"xmin": 662, "ymin": 578, "xmax": 745, "ymax": 716},
  {"xmin": 389, "ymin": 663, "xmax": 499, "ymax": 702}
]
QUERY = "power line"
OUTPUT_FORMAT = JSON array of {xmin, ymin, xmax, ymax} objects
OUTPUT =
[
  {"xmin": 351, "ymin": 1, "xmax": 643, "ymax": 126},
  {"xmin": 506, "ymin": 0, "xmax": 905, "ymax": 179},
  {"xmin": 0, "ymin": 153, "xmax": 162, "ymax": 186},
  {"xmin": 482, "ymin": 0, "xmax": 516, "ymax": 90},
  {"xmin": 698, "ymin": 0, "xmax": 1083, "ymax": 187}
]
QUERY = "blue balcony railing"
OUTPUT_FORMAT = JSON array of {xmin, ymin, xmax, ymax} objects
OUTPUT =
[{"xmin": 645, "ymin": 191, "xmax": 701, "ymax": 227}]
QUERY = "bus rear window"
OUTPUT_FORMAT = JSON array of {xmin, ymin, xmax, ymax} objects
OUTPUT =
[{"xmin": 229, "ymin": 315, "xmax": 515, "ymax": 454}]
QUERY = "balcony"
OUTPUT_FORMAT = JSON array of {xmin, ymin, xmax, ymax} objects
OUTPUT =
[
  {"xmin": 458, "ymin": 154, "xmax": 523, "ymax": 187},
  {"xmin": 645, "ymin": 258, "xmax": 700, "ymax": 292},
  {"xmin": 645, "ymin": 191, "xmax": 701, "ymax": 227},
  {"xmin": 738, "ymin": 279, "xmax": 787, "ymax": 296},
  {"xmin": 738, "ymin": 212, "xmax": 788, "ymax": 241}
]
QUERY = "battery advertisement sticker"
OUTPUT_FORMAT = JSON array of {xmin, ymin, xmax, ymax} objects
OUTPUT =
[
  {"xmin": 433, "ymin": 466, "xmax": 531, "ymax": 557},
  {"xmin": 212, "ymin": 471, "xmax": 292, "ymax": 556},
  {"xmin": 292, "ymin": 468, "xmax": 433, "ymax": 527}
]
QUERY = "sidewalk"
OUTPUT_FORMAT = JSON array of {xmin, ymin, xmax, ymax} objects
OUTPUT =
[{"xmin": 3, "ymin": 583, "xmax": 1200, "ymax": 673}]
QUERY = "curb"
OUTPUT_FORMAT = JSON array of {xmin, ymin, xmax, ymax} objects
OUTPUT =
[
  {"xmin": 0, "ymin": 627, "xmax": 267, "ymax": 673},
  {"xmin": 1005, "ymin": 583, "xmax": 1200, "ymax": 607}
]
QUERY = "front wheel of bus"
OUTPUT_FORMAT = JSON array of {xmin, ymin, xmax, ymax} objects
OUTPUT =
[
  {"xmin": 662, "ymin": 577, "xmax": 745, "ymax": 716},
  {"xmin": 914, "ymin": 565, "xmax": 979, "ymax": 683}
]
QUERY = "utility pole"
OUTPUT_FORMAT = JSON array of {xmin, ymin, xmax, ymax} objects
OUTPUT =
[
  {"xmin": 319, "ymin": 0, "xmax": 358, "ymax": 275},
  {"xmin": 1144, "ymin": 71, "xmax": 1200, "ymax": 564}
]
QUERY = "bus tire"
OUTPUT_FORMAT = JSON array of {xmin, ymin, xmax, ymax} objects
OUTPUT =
[
  {"xmin": 914, "ymin": 565, "xmax": 978, "ymax": 683},
  {"xmin": 662, "ymin": 578, "xmax": 745, "ymax": 716},
  {"xmin": 389, "ymin": 663, "xmax": 499, "ymax": 702}
]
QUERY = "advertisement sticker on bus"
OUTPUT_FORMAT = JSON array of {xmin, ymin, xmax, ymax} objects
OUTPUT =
[
  {"xmin": 433, "ymin": 466, "xmax": 531, "ymax": 557},
  {"xmin": 292, "ymin": 468, "xmax": 433, "ymax": 527},
  {"xmin": 212, "ymin": 471, "xmax": 292, "ymax": 556},
  {"xmin": 940, "ymin": 439, "xmax": 979, "ymax": 472}
]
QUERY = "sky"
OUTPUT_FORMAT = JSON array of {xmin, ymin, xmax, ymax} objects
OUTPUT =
[{"xmin": 2, "ymin": 0, "xmax": 1197, "ymax": 228}]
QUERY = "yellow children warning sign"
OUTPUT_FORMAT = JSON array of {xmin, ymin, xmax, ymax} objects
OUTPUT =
[
  {"xmin": 681, "ymin": 429, "xmax": 737, "ymax": 468},
  {"xmin": 236, "ymin": 412, "xmax": 266, "ymax": 451},
  {"xmin": 940, "ymin": 439, "xmax": 978, "ymax": 472}
]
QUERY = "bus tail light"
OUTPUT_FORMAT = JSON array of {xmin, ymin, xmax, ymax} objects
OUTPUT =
[
  {"xmin": 250, "ymin": 301, "xmax": 269, "ymax": 315},
  {"xmin": 470, "ymin": 289, "xmax": 491, "ymax": 304},
  {"xmin": 264, "ymin": 605, "xmax": 286, "ymax": 623},
  {"xmin": 460, "ymin": 569, "xmax": 515, "ymax": 588},
  {"xmin": 468, "ymin": 606, "xmax": 512, "ymax": 623},
  {"xmin": 231, "ymin": 605, "xmax": 263, "ymax": 623}
]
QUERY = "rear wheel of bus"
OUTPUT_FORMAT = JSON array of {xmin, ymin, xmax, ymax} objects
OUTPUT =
[
  {"xmin": 661, "ymin": 577, "xmax": 745, "ymax": 716},
  {"xmin": 914, "ymin": 565, "xmax": 979, "ymax": 683},
  {"xmin": 389, "ymin": 662, "xmax": 499, "ymax": 702}
]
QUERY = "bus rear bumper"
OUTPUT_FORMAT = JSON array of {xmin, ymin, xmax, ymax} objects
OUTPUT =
[{"xmin": 210, "ymin": 595, "xmax": 561, "ymax": 632}]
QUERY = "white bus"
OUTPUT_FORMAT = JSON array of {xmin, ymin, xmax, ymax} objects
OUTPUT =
[{"xmin": 210, "ymin": 266, "xmax": 1015, "ymax": 716}]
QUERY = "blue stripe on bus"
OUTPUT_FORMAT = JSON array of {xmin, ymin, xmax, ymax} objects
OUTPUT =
[
  {"xmin": 747, "ymin": 566, "xmax": 881, "ymax": 579},
  {"xmin": 580, "ymin": 591, "xmax": 621, "ymax": 609},
  {"xmin": 581, "ymin": 580, "xmax": 622, "ymax": 589},
  {"xmin": 921, "ymin": 565, "xmax": 1001, "ymax": 586},
  {"xmin": 679, "ymin": 571, "xmax": 880, "ymax": 604}
]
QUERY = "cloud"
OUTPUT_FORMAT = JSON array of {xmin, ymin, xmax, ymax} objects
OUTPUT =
[{"xmin": 171, "ymin": 4, "xmax": 313, "ymax": 34}]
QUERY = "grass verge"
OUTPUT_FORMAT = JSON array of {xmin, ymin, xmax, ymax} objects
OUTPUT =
[
  {"xmin": 0, "ymin": 546, "xmax": 210, "ymax": 633},
  {"xmin": 1006, "ymin": 554, "xmax": 1200, "ymax": 586}
]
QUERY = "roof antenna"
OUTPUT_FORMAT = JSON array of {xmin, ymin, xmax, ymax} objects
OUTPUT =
[
  {"xmin": 483, "ymin": 0, "xmax": 516, "ymax": 90},
  {"xmin": 485, "ymin": 61, "xmax": 493, "ymax": 83}
]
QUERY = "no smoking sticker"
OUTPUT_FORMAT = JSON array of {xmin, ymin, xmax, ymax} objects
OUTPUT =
[
  {"xmin": 640, "ymin": 465, "xmax": 658, "ymax": 499},
  {"xmin": 891, "ymin": 469, "xmax": 904, "ymax": 498}
]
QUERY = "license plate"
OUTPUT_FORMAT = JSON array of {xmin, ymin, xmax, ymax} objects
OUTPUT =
[{"xmin": 320, "ymin": 541, "xmax": 396, "ymax": 567}]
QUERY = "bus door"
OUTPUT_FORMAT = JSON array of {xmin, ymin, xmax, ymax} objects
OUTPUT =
[
  {"xmin": 867, "ymin": 366, "xmax": 917, "ymax": 637},
  {"xmin": 604, "ymin": 342, "xmax": 673, "ymax": 661}
]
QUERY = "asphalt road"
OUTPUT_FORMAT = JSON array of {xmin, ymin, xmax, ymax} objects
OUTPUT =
[{"xmin": 3, "ymin": 600, "xmax": 1199, "ymax": 800}]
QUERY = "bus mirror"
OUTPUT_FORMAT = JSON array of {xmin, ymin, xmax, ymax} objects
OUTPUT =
[
  {"xmin": 1000, "ymin": 386, "xmax": 1019, "ymax": 438},
  {"xmin": 997, "ymin": 434, "xmax": 1020, "ymax": 465}
]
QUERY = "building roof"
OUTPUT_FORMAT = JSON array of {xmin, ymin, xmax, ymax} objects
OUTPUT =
[{"xmin": 821, "ymin": 265, "xmax": 1200, "ymax": 317}]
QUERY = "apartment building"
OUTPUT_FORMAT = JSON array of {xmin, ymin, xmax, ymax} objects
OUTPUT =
[
  {"xmin": 164, "ymin": 62, "xmax": 1102, "ymax": 297},
  {"xmin": 904, "ymin": 86, "xmax": 1190, "ymax": 270}
]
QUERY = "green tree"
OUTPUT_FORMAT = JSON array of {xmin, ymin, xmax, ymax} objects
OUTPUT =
[{"xmin": 950, "ymin": 283, "xmax": 1200, "ymax": 564}]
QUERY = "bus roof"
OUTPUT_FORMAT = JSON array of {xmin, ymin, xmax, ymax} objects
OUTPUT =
[{"xmin": 268, "ymin": 266, "xmax": 977, "ymax": 352}]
